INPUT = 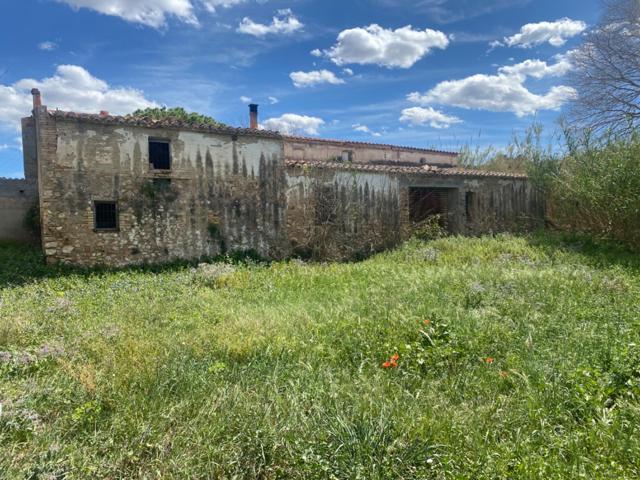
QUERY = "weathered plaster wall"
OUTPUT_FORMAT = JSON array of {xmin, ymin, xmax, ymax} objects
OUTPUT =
[
  {"xmin": 286, "ymin": 166, "xmax": 405, "ymax": 260},
  {"xmin": 456, "ymin": 176, "xmax": 544, "ymax": 235},
  {"xmin": 398, "ymin": 173, "xmax": 544, "ymax": 235},
  {"xmin": 284, "ymin": 138, "xmax": 457, "ymax": 167},
  {"xmin": 36, "ymin": 111, "xmax": 289, "ymax": 266},
  {"xmin": 28, "ymin": 107, "xmax": 542, "ymax": 267},
  {"xmin": 0, "ymin": 119, "xmax": 39, "ymax": 244},
  {"xmin": 0, "ymin": 179, "xmax": 38, "ymax": 243},
  {"xmin": 21, "ymin": 117, "xmax": 38, "ymax": 182},
  {"xmin": 287, "ymin": 167, "xmax": 544, "ymax": 260}
]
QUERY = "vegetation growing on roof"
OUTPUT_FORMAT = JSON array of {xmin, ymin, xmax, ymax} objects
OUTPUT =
[{"xmin": 129, "ymin": 107, "xmax": 228, "ymax": 129}]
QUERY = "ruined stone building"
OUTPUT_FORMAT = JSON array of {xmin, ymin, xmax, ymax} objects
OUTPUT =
[{"xmin": 0, "ymin": 90, "xmax": 543, "ymax": 266}]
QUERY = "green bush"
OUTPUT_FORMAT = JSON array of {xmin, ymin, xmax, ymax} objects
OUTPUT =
[
  {"xmin": 547, "ymin": 131, "xmax": 640, "ymax": 250},
  {"xmin": 465, "ymin": 123, "xmax": 640, "ymax": 252},
  {"xmin": 412, "ymin": 214, "xmax": 447, "ymax": 241}
]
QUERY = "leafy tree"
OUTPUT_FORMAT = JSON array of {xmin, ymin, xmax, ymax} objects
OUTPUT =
[{"xmin": 129, "ymin": 107, "xmax": 228, "ymax": 128}]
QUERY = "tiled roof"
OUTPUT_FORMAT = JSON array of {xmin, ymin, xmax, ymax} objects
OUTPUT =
[
  {"xmin": 285, "ymin": 159, "xmax": 528, "ymax": 179},
  {"xmin": 284, "ymin": 135, "xmax": 458, "ymax": 157},
  {"xmin": 48, "ymin": 110, "xmax": 283, "ymax": 138},
  {"xmin": 46, "ymin": 110, "xmax": 459, "ymax": 157}
]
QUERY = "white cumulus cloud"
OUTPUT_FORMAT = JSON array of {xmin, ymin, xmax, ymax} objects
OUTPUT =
[
  {"xmin": 407, "ymin": 56, "xmax": 577, "ymax": 117},
  {"xmin": 352, "ymin": 123, "xmax": 381, "ymax": 136},
  {"xmin": 399, "ymin": 107, "xmax": 461, "ymax": 129},
  {"xmin": 497, "ymin": 18, "xmax": 587, "ymax": 48},
  {"xmin": 261, "ymin": 113, "xmax": 324, "ymax": 135},
  {"xmin": 498, "ymin": 54, "xmax": 574, "ymax": 79},
  {"xmin": 289, "ymin": 70, "xmax": 345, "ymax": 88},
  {"xmin": 240, "ymin": 95, "xmax": 252, "ymax": 103},
  {"xmin": 237, "ymin": 9, "xmax": 303, "ymax": 37},
  {"xmin": 201, "ymin": 0, "xmax": 246, "ymax": 13},
  {"xmin": 38, "ymin": 41, "xmax": 58, "ymax": 51},
  {"xmin": 0, "ymin": 65, "xmax": 157, "ymax": 131},
  {"xmin": 55, "ymin": 0, "xmax": 199, "ymax": 28},
  {"xmin": 268, "ymin": 96, "xmax": 279, "ymax": 104},
  {"xmin": 320, "ymin": 24, "xmax": 449, "ymax": 69}
]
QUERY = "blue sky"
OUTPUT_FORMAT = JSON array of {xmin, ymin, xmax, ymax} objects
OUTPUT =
[{"xmin": 0, "ymin": 0, "xmax": 601, "ymax": 178}]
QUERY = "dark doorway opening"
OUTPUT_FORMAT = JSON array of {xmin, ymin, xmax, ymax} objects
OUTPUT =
[{"xmin": 409, "ymin": 187, "xmax": 455, "ymax": 229}]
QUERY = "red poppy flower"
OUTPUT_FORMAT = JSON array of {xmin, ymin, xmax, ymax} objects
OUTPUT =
[
  {"xmin": 486, "ymin": 357, "xmax": 494, "ymax": 364},
  {"xmin": 382, "ymin": 361, "xmax": 392, "ymax": 369},
  {"xmin": 423, "ymin": 319, "xmax": 431, "ymax": 325},
  {"xmin": 391, "ymin": 354, "xmax": 400, "ymax": 362}
]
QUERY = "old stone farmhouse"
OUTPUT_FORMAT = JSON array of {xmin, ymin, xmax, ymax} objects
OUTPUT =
[{"xmin": 0, "ymin": 89, "xmax": 543, "ymax": 266}]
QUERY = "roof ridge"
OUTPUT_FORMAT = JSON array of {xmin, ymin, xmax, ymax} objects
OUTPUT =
[
  {"xmin": 48, "ymin": 110, "xmax": 283, "ymax": 138},
  {"xmin": 284, "ymin": 135, "xmax": 458, "ymax": 156},
  {"xmin": 285, "ymin": 159, "xmax": 528, "ymax": 179}
]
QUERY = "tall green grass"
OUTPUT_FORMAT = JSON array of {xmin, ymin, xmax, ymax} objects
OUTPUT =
[{"xmin": 1, "ymin": 234, "xmax": 639, "ymax": 478}]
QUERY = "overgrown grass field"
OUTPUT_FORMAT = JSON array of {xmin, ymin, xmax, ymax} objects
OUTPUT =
[{"xmin": 1, "ymin": 234, "xmax": 639, "ymax": 479}]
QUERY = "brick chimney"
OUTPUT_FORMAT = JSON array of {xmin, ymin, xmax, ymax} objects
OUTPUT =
[
  {"xmin": 99, "ymin": 110, "xmax": 109, "ymax": 117},
  {"xmin": 249, "ymin": 104, "xmax": 259, "ymax": 130},
  {"xmin": 31, "ymin": 88, "xmax": 42, "ymax": 110}
]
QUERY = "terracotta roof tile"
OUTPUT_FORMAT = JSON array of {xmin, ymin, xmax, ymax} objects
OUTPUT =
[
  {"xmin": 285, "ymin": 159, "xmax": 528, "ymax": 179},
  {"xmin": 284, "ymin": 135, "xmax": 458, "ymax": 157},
  {"xmin": 46, "ymin": 110, "xmax": 460, "ymax": 157},
  {"xmin": 48, "ymin": 110, "xmax": 283, "ymax": 138}
]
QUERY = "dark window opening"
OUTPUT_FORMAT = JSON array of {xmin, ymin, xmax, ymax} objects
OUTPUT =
[
  {"xmin": 409, "ymin": 187, "xmax": 454, "ymax": 228},
  {"xmin": 149, "ymin": 139, "xmax": 171, "ymax": 170},
  {"xmin": 465, "ymin": 191, "xmax": 476, "ymax": 220},
  {"xmin": 94, "ymin": 201, "xmax": 118, "ymax": 230}
]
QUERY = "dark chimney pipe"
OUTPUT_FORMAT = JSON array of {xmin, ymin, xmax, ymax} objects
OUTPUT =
[
  {"xmin": 249, "ymin": 104, "xmax": 259, "ymax": 129},
  {"xmin": 31, "ymin": 88, "xmax": 42, "ymax": 109}
]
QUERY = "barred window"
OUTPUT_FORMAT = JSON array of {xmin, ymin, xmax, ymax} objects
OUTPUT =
[{"xmin": 94, "ymin": 201, "xmax": 118, "ymax": 230}]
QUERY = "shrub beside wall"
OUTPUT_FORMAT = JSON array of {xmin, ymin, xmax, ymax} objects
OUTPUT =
[{"xmin": 528, "ymin": 131, "xmax": 640, "ymax": 251}]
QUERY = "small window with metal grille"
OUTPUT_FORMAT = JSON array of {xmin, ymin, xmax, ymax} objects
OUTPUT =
[
  {"xmin": 94, "ymin": 201, "xmax": 118, "ymax": 231},
  {"xmin": 149, "ymin": 139, "xmax": 171, "ymax": 170}
]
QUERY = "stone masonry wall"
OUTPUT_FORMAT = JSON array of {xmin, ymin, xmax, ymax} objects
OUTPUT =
[{"xmin": 35, "ymin": 110, "xmax": 289, "ymax": 266}]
